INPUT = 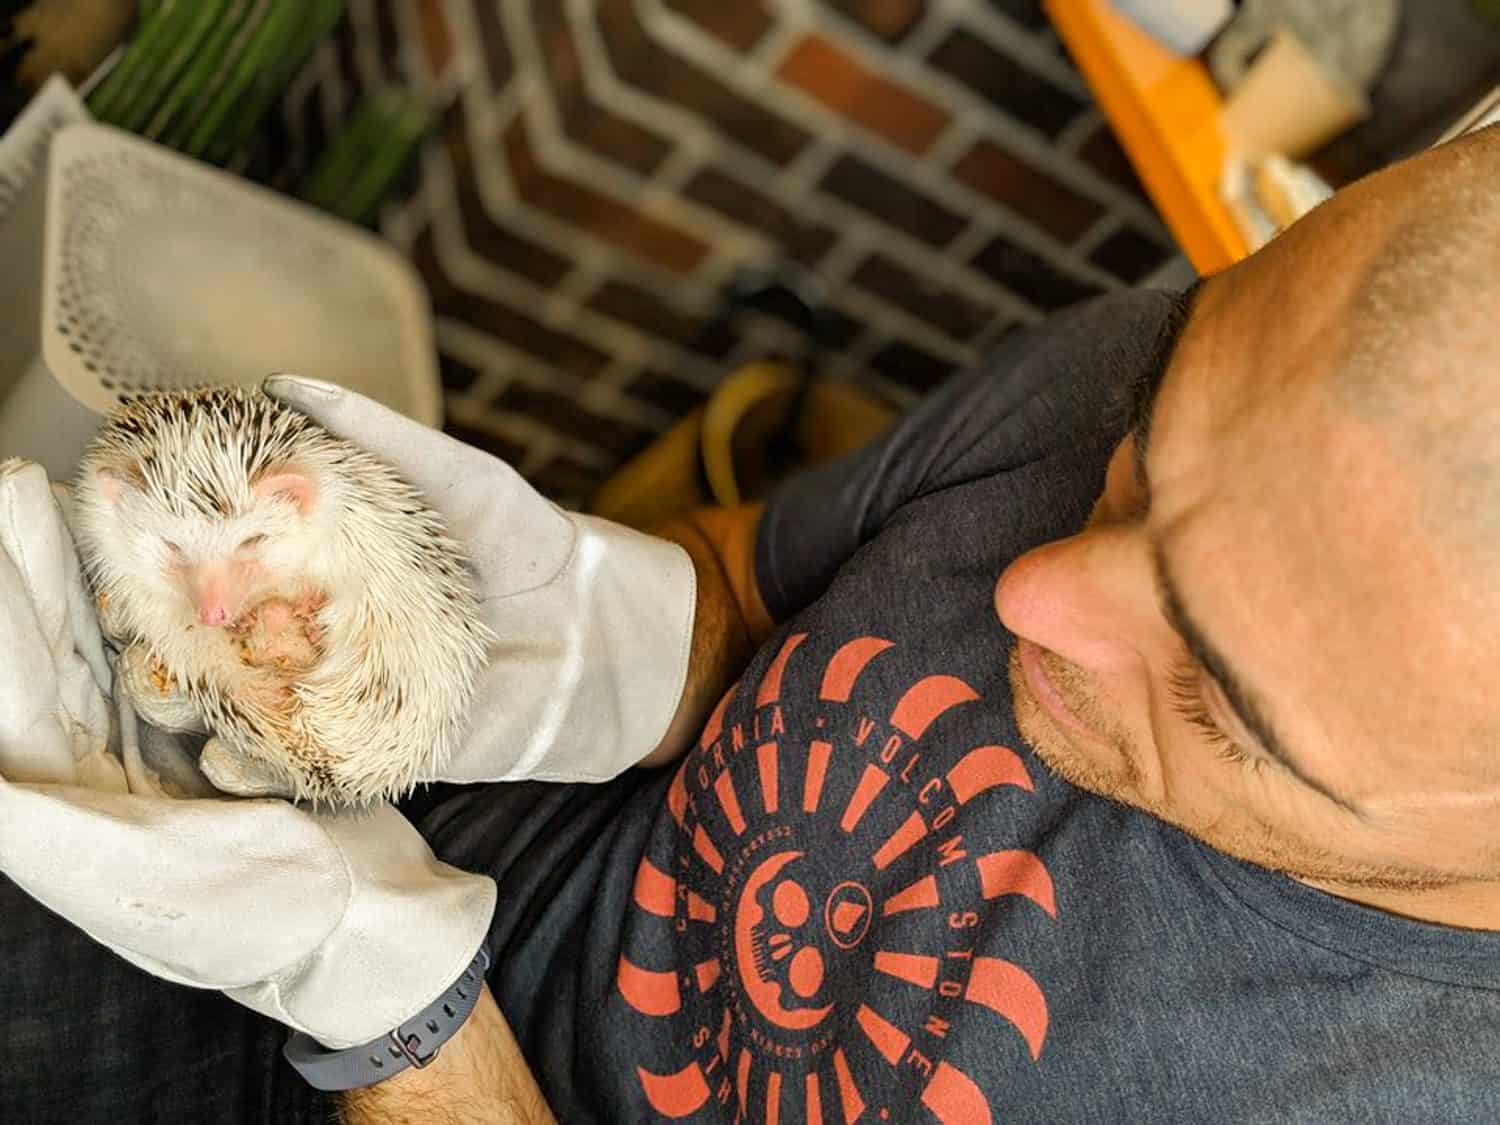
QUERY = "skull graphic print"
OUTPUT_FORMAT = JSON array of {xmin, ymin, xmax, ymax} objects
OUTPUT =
[{"xmin": 616, "ymin": 633, "xmax": 1059, "ymax": 1122}]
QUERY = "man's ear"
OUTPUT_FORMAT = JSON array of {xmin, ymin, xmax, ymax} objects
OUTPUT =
[
  {"xmin": 94, "ymin": 460, "xmax": 145, "ymax": 503},
  {"xmin": 251, "ymin": 466, "xmax": 318, "ymax": 516}
]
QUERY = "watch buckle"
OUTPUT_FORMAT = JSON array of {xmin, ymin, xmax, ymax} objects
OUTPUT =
[{"xmin": 390, "ymin": 1028, "xmax": 439, "ymax": 1069}]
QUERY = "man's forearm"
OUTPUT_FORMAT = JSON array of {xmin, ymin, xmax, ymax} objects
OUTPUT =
[
  {"xmin": 638, "ymin": 503, "xmax": 775, "ymax": 769},
  {"xmin": 339, "ymin": 983, "xmax": 554, "ymax": 1125}
]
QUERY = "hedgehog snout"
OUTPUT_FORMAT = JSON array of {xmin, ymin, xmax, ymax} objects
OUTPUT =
[{"xmin": 188, "ymin": 559, "xmax": 259, "ymax": 628}]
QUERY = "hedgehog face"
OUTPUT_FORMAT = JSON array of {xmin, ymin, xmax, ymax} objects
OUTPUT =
[
  {"xmin": 73, "ymin": 387, "xmax": 344, "ymax": 631},
  {"xmin": 81, "ymin": 453, "xmax": 321, "ymax": 629}
]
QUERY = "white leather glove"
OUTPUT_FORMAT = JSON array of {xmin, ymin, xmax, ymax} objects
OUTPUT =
[
  {"xmin": 0, "ymin": 458, "xmax": 496, "ymax": 1050},
  {"xmin": 206, "ymin": 373, "xmax": 697, "ymax": 792}
]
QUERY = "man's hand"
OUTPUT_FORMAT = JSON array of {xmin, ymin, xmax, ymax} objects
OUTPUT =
[{"xmin": 638, "ymin": 502, "xmax": 775, "ymax": 769}]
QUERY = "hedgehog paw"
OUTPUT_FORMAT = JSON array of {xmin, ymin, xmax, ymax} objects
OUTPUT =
[
  {"xmin": 199, "ymin": 738, "xmax": 296, "ymax": 799},
  {"xmin": 292, "ymin": 592, "xmax": 328, "ymax": 649},
  {"xmin": 232, "ymin": 598, "xmax": 320, "ymax": 672},
  {"xmin": 117, "ymin": 643, "xmax": 206, "ymax": 734}
]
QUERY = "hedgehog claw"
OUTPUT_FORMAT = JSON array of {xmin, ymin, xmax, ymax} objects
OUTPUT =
[{"xmin": 292, "ymin": 592, "xmax": 327, "ymax": 650}]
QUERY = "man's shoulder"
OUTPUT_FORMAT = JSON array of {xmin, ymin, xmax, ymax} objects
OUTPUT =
[
  {"xmin": 965, "ymin": 287, "xmax": 1191, "ymax": 446},
  {"xmin": 753, "ymin": 287, "xmax": 1192, "ymax": 645}
]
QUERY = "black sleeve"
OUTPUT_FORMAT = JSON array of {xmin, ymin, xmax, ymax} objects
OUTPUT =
[{"xmin": 754, "ymin": 288, "xmax": 1192, "ymax": 621}]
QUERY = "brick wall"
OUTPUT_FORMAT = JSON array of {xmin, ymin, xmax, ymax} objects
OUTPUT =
[{"xmin": 269, "ymin": 0, "xmax": 1178, "ymax": 506}]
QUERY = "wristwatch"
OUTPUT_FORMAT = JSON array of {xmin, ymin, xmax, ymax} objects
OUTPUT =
[{"xmin": 282, "ymin": 944, "xmax": 492, "ymax": 1091}]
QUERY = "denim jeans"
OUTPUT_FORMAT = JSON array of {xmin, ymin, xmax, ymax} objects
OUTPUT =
[{"xmin": 0, "ymin": 872, "xmax": 338, "ymax": 1124}]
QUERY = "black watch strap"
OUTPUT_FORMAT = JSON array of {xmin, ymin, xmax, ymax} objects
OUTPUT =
[{"xmin": 282, "ymin": 944, "xmax": 491, "ymax": 1092}]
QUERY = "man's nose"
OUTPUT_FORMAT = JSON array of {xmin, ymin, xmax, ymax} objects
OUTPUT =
[{"xmin": 994, "ymin": 523, "xmax": 1158, "ymax": 671}]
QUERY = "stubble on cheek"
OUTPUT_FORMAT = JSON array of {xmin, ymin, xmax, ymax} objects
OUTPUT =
[
  {"xmin": 1002, "ymin": 645, "xmax": 1458, "ymax": 892},
  {"xmin": 1008, "ymin": 651, "xmax": 1324, "ymax": 878},
  {"xmin": 1006, "ymin": 647, "xmax": 1144, "ymax": 800}
]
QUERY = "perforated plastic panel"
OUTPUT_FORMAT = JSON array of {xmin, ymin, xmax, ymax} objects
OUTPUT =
[
  {"xmin": 40, "ymin": 122, "xmax": 439, "ymax": 424},
  {"xmin": 0, "ymin": 78, "xmax": 87, "ymax": 228}
]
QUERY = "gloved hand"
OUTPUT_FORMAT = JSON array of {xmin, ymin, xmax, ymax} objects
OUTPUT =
[
  {"xmin": 197, "ymin": 373, "xmax": 697, "ymax": 796},
  {"xmin": 0, "ymin": 458, "xmax": 496, "ymax": 1051}
]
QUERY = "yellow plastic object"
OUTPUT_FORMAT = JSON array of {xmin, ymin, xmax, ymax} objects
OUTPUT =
[
  {"xmin": 589, "ymin": 405, "xmax": 711, "ymax": 529},
  {"xmin": 591, "ymin": 362, "xmax": 897, "ymax": 528},
  {"xmin": 1046, "ymin": 0, "xmax": 1249, "ymax": 273},
  {"xmin": 699, "ymin": 360, "xmax": 802, "ymax": 508}
]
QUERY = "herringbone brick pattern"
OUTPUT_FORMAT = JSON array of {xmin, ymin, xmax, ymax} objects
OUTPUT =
[{"xmin": 269, "ymin": 0, "xmax": 1177, "ymax": 505}]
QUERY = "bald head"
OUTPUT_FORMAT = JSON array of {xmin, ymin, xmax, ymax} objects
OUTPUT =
[
  {"xmin": 1188, "ymin": 122, "xmax": 1500, "ymax": 586},
  {"xmin": 1340, "ymin": 122, "xmax": 1500, "ymax": 380},
  {"xmin": 1331, "ymin": 123, "xmax": 1500, "ymax": 556}
]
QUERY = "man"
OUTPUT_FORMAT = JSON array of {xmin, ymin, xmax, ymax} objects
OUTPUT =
[{"xmin": 5, "ymin": 123, "xmax": 1500, "ymax": 1124}]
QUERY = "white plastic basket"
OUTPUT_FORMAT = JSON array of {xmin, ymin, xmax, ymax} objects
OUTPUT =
[{"xmin": 0, "ymin": 118, "xmax": 439, "ymax": 479}]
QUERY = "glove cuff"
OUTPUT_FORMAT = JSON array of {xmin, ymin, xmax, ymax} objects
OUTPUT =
[{"xmin": 444, "ymin": 513, "xmax": 697, "ymax": 785}]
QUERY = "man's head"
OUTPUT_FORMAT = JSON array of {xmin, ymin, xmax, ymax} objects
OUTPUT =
[{"xmin": 996, "ymin": 125, "xmax": 1500, "ymax": 909}]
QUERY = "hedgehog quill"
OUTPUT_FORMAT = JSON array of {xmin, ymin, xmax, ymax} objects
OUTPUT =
[{"xmin": 70, "ymin": 385, "xmax": 494, "ymax": 806}]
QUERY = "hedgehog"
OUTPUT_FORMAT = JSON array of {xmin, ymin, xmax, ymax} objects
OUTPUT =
[{"xmin": 69, "ymin": 384, "xmax": 495, "ymax": 806}]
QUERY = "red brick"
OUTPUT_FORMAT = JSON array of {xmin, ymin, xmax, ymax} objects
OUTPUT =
[
  {"xmin": 596, "ymin": 0, "xmax": 811, "ymax": 165},
  {"xmin": 495, "ymin": 386, "xmax": 656, "ymax": 457},
  {"xmin": 820, "ymin": 304, "xmax": 870, "ymax": 350},
  {"xmin": 969, "ymin": 233, "xmax": 1104, "ymax": 310},
  {"xmin": 444, "ymin": 124, "xmax": 573, "ymax": 287},
  {"xmin": 952, "ymin": 139, "xmax": 1103, "ymax": 242},
  {"xmin": 416, "ymin": 0, "xmax": 454, "ymax": 75},
  {"xmin": 1088, "ymin": 227, "xmax": 1172, "ymax": 283},
  {"xmin": 777, "ymin": 35, "xmax": 950, "ymax": 155},
  {"xmin": 850, "ymin": 254, "xmax": 993, "ymax": 341},
  {"xmin": 820, "ymin": 153, "xmax": 967, "ymax": 246},
  {"xmin": 333, "ymin": 20, "xmax": 364, "ymax": 99},
  {"xmin": 663, "ymin": 0, "xmax": 773, "ymax": 50},
  {"xmin": 471, "ymin": 0, "xmax": 515, "ymax": 86},
  {"xmin": 988, "ymin": 0, "xmax": 1047, "ymax": 30},
  {"xmin": 442, "ymin": 415, "xmax": 528, "ymax": 464},
  {"xmin": 826, "ymin": 0, "xmax": 927, "ymax": 43},
  {"xmin": 412, "ymin": 232, "xmax": 611, "ymax": 380},
  {"xmin": 371, "ymin": 1, "xmax": 401, "ymax": 72},
  {"xmin": 1077, "ymin": 121, "xmax": 1150, "ymax": 201},
  {"xmin": 929, "ymin": 28, "xmax": 1086, "ymax": 139},
  {"xmin": 869, "ymin": 340, "xmax": 955, "ymax": 391},
  {"xmin": 627, "ymin": 371, "xmax": 712, "ymax": 414},
  {"xmin": 439, "ymin": 354, "xmax": 481, "ymax": 393},
  {"xmin": 683, "ymin": 167, "xmax": 837, "ymax": 264},
  {"xmin": 528, "ymin": 456, "xmax": 607, "ymax": 503},
  {"xmin": 586, "ymin": 280, "xmax": 738, "ymax": 358},
  {"xmin": 503, "ymin": 114, "xmax": 710, "ymax": 275},
  {"xmin": 531, "ymin": 0, "xmax": 674, "ymax": 176}
]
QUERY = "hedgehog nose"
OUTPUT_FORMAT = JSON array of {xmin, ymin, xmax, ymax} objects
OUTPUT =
[
  {"xmin": 192, "ymin": 567, "xmax": 237, "ymax": 627},
  {"xmin": 197, "ymin": 602, "xmax": 230, "ymax": 627}
]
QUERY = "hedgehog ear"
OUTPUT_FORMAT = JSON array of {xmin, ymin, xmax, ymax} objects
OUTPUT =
[
  {"xmin": 252, "ymin": 466, "xmax": 318, "ymax": 516},
  {"xmin": 94, "ymin": 461, "xmax": 144, "ymax": 503}
]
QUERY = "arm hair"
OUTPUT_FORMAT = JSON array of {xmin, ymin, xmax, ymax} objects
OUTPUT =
[
  {"xmin": 636, "ymin": 503, "xmax": 775, "ymax": 769},
  {"xmin": 338, "ymin": 984, "xmax": 555, "ymax": 1125}
]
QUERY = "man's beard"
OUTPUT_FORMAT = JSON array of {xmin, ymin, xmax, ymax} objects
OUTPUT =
[
  {"xmin": 1007, "ymin": 646, "xmax": 1141, "ymax": 801},
  {"xmin": 1004, "ymin": 646, "xmax": 1458, "ymax": 894}
]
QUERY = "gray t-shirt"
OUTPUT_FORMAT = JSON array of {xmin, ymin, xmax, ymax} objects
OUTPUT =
[{"xmin": 417, "ymin": 289, "xmax": 1500, "ymax": 1123}]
